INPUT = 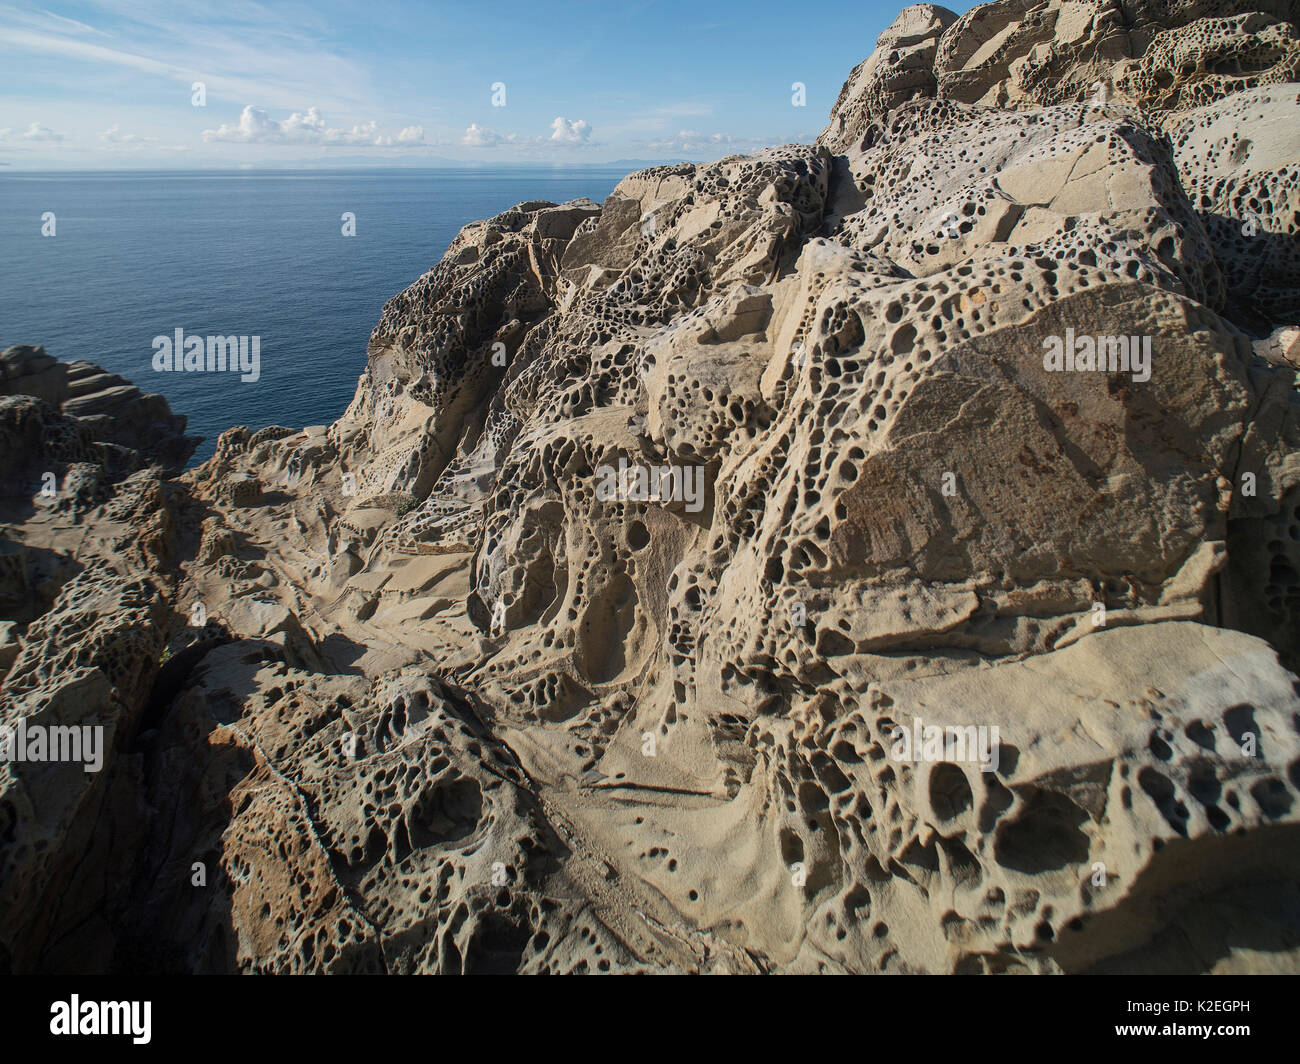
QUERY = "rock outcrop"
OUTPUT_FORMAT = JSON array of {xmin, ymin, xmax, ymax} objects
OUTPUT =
[{"xmin": 3, "ymin": 0, "xmax": 1300, "ymax": 974}]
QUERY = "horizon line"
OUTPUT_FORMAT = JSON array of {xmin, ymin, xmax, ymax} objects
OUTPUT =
[{"xmin": 0, "ymin": 162, "xmax": 702, "ymax": 177}]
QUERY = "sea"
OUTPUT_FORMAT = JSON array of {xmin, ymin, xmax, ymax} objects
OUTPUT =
[{"xmin": 0, "ymin": 169, "xmax": 625, "ymax": 463}]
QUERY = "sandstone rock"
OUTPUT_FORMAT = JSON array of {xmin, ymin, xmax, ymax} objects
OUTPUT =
[
  {"xmin": 0, "ymin": 345, "xmax": 198, "ymax": 492},
  {"xmin": 1163, "ymin": 85, "xmax": 1300, "ymax": 324},
  {"xmin": 1, "ymin": 0, "xmax": 1299, "ymax": 975},
  {"xmin": 0, "ymin": 620, "xmax": 19, "ymax": 674},
  {"xmin": 821, "ymin": 4, "xmax": 959, "ymax": 153},
  {"xmin": 1115, "ymin": 12, "xmax": 1300, "ymax": 111}
]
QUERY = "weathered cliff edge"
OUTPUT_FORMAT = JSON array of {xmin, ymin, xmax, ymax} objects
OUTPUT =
[{"xmin": 3, "ymin": 0, "xmax": 1300, "ymax": 973}]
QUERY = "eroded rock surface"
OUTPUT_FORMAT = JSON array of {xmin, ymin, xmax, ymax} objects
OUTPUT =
[{"xmin": 3, "ymin": 0, "xmax": 1300, "ymax": 973}]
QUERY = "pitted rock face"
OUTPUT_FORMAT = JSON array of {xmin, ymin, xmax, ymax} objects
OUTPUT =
[
  {"xmin": 1163, "ymin": 86, "xmax": 1300, "ymax": 323},
  {"xmin": 820, "ymin": 4, "xmax": 960, "ymax": 154},
  {"xmin": 1114, "ymin": 13, "xmax": 1300, "ymax": 111},
  {"xmin": 935, "ymin": 0, "xmax": 1133, "ymax": 110},
  {"xmin": 2, "ymin": 0, "xmax": 1300, "ymax": 975},
  {"xmin": 825, "ymin": 0, "xmax": 1300, "ymax": 134}
]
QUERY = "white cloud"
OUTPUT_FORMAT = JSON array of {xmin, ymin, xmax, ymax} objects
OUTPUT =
[
  {"xmin": 100, "ymin": 124, "xmax": 155, "ymax": 147},
  {"xmin": 203, "ymin": 105, "xmax": 277, "ymax": 142},
  {"xmin": 22, "ymin": 121, "xmax": 64, "ymax": 142},
  {"xmin": 370, "ymin": 124, "xmax": 427, "ymax": 147},
  {"xmin": 202, "ymin": 106, "xmax": 425, "ymax": 148},
  {"xmin": 461, "ymin": 118, "xmax": 593, "ymax": 153},
  {"xmin": 462, "ymin": 122, "xmax": 511, "ymax": 147},
  {"xmin": 549, "ymin": 116, "xmax": 591, "ymax": 144}
]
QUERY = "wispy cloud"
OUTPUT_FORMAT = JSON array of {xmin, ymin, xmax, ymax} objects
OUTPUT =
[
  {"xmin": 36, "ymin": 8, "xmax": 114, "ymax": 36},
  {"xmin": 22, "ymin": 121, "xmax": 65, "ymax": 142},
  {"xmin": 0, "ymin": 4, "xmax": 373, "ymax": 113},
  {"xmin": 99, "ymin": 124, "xmax": 159, "ymax": 148},
  {"xmin": 645, "ymin": 130, "xmax": 739, "ymax": 154}
]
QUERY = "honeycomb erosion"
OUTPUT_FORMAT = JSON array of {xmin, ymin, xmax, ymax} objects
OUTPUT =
[{"xmin": 4, "ymin": 0, "xmax": 1300, "ymax": 975}]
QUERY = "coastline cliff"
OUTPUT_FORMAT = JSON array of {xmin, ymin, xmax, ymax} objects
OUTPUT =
[{"xmin": 3, "ymin": 0, "xmax": 1300, "ymax": 974}]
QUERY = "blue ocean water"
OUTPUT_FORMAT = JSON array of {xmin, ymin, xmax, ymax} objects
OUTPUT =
[{"xmin": 0, "ymin": 169, "xmax": 624, "ymax": 463}]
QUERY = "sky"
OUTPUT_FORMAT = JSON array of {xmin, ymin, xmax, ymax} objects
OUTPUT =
[{"xmin": 0, "ymin": 0, "xmax": 976, "ymax": 169}]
